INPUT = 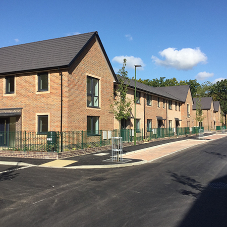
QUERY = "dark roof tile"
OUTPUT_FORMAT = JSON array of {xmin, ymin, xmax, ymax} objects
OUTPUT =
[{"xmin": 0, "ymin": 32, "xmax": 96, "ymax": 74}]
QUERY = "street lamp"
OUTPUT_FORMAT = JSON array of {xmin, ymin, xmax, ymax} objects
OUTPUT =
[{"xmin": 134, "ymin": 65, "xmax": 142, "ymax": 145}]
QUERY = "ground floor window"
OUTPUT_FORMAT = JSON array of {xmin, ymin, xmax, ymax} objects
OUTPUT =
[
  {"xmin": 147, "ymin": 119, "xmax": 152, "ymax": 132},
  {"xmin": 38, "ymin": 115, "xmax": 48, "ymax": 134},
  {"xmin": 136, "ymin": 119, "xmax": 140, "ymax": 132},
  {"xmin": 199, "ymin": 122, "xmax": 203, "ymax": 127},
  {"xmin": 87, "ymin": 116, "xmax": 99, "ymax": 135},
  {"xmin": 169, "ymin": 120, "xmax": 172, "ymax": 128}
]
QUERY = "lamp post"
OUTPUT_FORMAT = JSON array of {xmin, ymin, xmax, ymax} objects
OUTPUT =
[{"xmin": 134, "ymin": 65, "xmax": 142, "ymax": 145}]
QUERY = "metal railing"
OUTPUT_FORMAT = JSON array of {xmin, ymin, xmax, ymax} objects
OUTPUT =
[{"xmin": 0, "ymin": 126, "xmax": 225, "ymax": 153}]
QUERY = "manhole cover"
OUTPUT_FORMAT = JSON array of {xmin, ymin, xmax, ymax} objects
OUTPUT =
[
  {"xmin": 208, "ymin": 182, "xmax": 227, "ymax": 189},
  {"xmin": 89, "ymin": 177, "xmax": 107, "ymax": 181}
]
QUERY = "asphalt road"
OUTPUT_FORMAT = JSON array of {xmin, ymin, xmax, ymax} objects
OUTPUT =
[{"xmin": 0, "ymin": 137, "xmax": 227, "ymax": 227}]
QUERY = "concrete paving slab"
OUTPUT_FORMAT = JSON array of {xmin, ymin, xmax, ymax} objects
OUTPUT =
[{"xmin": 40, "ymin": 160, "xmax": 77, "ymax": 168}]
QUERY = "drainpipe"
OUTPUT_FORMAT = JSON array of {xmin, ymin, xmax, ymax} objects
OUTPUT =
[{"xmin": 58, "ymin": 68, "xmax": 63, "ymax": 152}]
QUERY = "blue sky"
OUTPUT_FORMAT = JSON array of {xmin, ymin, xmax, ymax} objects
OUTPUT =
[{"xmin": 1, "ymin": 0, "xmax": 227, "ymax": 83}]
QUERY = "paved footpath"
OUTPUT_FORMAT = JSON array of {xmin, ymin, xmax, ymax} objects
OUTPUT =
[
  {"xmin": 122, "ymin": 134, "xmax": 221, "ymax": 162},
  {"xmin": 0, "ymin": 133, "xmax": 226, "ymax": 170}
]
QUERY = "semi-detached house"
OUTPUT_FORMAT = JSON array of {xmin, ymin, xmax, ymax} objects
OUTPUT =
[{"xmin": 0, "ymin": 32, "xmax": 117, "ymax": 146}]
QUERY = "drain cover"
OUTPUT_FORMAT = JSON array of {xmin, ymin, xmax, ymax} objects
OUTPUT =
[{"xmin": 208, "ymin": 182, "xmax": 227, "ymax": 189}]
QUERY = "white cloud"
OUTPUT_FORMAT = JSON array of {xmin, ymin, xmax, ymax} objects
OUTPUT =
[
  {"xmin": 14, "ymin": 39, "xmax": 19, "ymax": 43},
  {"xmin": 125, "ymin": 34, "xmax": 133, "ymax": 41},
  {"xmin": 66, "ymin": 32, "xmax": 80, "ymax": 36},
  {"xmin": 196, "ymin": 71, "xmax": 214, "ymax": 81},
  {"xmin": 112, "ymin": 55, "xmax": 145, "ymax": 69},
  {"xmin": 213, "ymin": 77, "xmax": 226, "ymax": 83},
  {"xmin": 152, "ymin": 47, "xmax": 207, "ymax": 70}
]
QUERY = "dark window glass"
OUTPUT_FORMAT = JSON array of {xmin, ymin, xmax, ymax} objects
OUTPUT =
[
  {"xmin": 169, "ymin": 100, "xmax": 172, "ymax": 110},
  {"xmin": 135, "ymin": 91, "xmax": 140, "ymax": 104},
  {"xmin": 87, "ymin": 77, "xmax": 99, "ymax": 107},
  {"xmin": 38, "ymin": 115, "xmax": 48, "ymax": 133},
  {"xmin": 38, "ymin": 72, "xmax": 48, "ymax": 91},
  {"xmin": 147, "ymin": 119, "xmax": 152, "ymax": 132},
  {"xmin": 147, "ymin": 95, "xmax": 152, "ymax": 106},
  {"xmin": 87, "ymin": 116, "xmax": 99, "ymax": 135},
  {"xmin": 6, "ymin": 76, "xmax": 14, "ymax": 94}
]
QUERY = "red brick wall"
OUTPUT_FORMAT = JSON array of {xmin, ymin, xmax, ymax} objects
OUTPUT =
[{"xmin": 0, "ymin": 36, "xmax": 115, "ymax": 132}]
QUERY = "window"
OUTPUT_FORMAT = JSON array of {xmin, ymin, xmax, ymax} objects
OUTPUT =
[
  {"xmin": 135, "ymin": 91, "xmax": 140, "ymax": 104},
  {"xmin": 38, "ymin": 115, "xmax": 48, "ymax": 134},
  {"xmin": 179, "ymin": 103, "xmax": 181, "ymax": 111},
  {"xmin": 38, "ymin": 72, "xmax": 48, "ymax": 91},
  {"xmin": 163, "ymin": 99, "xmax": 165, "ymax": 108},
  {"xmin": 5, "ymin": 76, "xmax": 15, "ymax": 94},
  {"xmin": 87, "ymin": 76, "xmax": 99, "ymax": 108},
  {"xmin": 147, "ymin": 119, "xmax": 152, "ymax": 132},
  {"xmin": 169, "ymin": 120, "xmax": 172, "ymax": 128},
  {"xmin": 199, "ymin": 122, "xmax": 203, "ymax": 127},
  {"xmin": 169, "ymin": 100, "xmax": 172, "ymax": 110},
  {"xmin": 147, "ymin": 95, "xmax": 152, "ymax": 106},
  {"xmin": 136, "ymin": 119, "xmax": 140, "ymax": 132},
  {"xmin": 187, "ymin": 104, "xmax": 190, "ymax": 117},
  {"xmin": 175, "ymin": 102, "xmax": 177, "ymax": 111},
  {"xmin": 158, "ymin": 97, "xmax": 160, "ymax": 107},
  {"xmin": 87, "ymin": 116, "xmax": 99, "ymax": 135}
]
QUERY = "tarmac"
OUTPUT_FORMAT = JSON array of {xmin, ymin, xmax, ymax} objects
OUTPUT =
[{"xmin": 0, "ymin": 132, "xmax": 226, "ymax": 170}]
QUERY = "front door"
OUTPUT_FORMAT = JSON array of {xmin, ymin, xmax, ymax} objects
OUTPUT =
[
  {"xmin": 121, "ymin": 119, "xmax": 129, "ymax": 141},
  {"xmin": 0, "ymin": 118, "xmax": 9, "ymax": 146}
]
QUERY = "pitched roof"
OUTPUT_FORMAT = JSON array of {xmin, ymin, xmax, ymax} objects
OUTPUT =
[
  {"xmin": 154, "ymin": 85, "xmax": 190, "ymax": 102},
  {"xmin": 192, "ymin": 97, "xmax": 213, "ymax": 110},
  {"xmin": 213, "ymin": 101, "xmax": 220, "ymax": 112},
  {"xmin": 0, "ymin": 31, "xmax": 116, "ymax": 80},
  {"xmin": 117, "ymin": 76, "xmax": 190, "ymax": 102}
]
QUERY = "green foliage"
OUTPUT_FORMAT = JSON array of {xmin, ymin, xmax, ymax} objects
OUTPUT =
[
  {"xmin": 111, "ymin": 59, "xmax": 132, "ymax": 121},
  {"xmin": 208, "ymin": 79, "xmax": 227, "ymax": 124}
]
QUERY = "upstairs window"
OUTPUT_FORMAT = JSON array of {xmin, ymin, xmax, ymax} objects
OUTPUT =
[
  {"xmin": 147, "ymin": 95, "xmax": 152, "ymax": 106},
  {"xmin": 179, "ymin": 103, "xmax": 181, "ymax": 111},
  {"xmin": 38, "ymin": 72, "xmax": 48, "ymax": 91},
  {"xmin": 87, "ymin": 76, "xmax": 99, "ymax": 108},
  {"xmin": 163, "ymin": 99, "xmax": 165, "ymax": 108},
  {"xmin": 169, "ymin": 100, "xmax": 172, "ymax": 110},
  {"xmin": 158, "ymin": 97, "xmax": 160, "ymax": 107},
  {"xmin": 135, "ymin": 91, "xmax": 140, "ymax": 104},
  {"xmin": 5, "ymin": 76, "xmax": 15, "ymax": 94},
  {"xmin": 175, "ymin": 102, "xmax": 177, "ymax": 111}
]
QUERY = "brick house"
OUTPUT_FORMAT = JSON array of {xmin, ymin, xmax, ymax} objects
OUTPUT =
[
  {"xmin": 114, "ymin": 78, "xmax": 195, "ymax": 135},
  {"xmin": 192, "ymin": 97, "xmax": 222, "ymax": 130},
  {"xmin": 0, "ymin": 32, "xmax": 117, "ymax": 146}
]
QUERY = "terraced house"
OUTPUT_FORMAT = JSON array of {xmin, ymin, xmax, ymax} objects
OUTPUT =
[
  {"xmin": 192, "ymin": 97, "xmax": 222, "ymax": 130},
  {"xmin": 114, "ymin": 78, "xmax": 196, "ymax": 135},
  {"xmin": 0, "ymin": 31, "xmax": 223, "ymax": 149}
]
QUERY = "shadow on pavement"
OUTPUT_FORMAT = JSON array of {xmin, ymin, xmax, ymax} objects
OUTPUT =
[
  {"xmin": 0, "ymin": 166, "xmax": 20, "ymax": 181},
  {"xmin": 172, "ymin": 173, "xmax": 227, "ymax": 227}
]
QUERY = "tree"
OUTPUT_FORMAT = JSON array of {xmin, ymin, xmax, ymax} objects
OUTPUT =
[
  {"xmin": 110, "ymin": 59, "xmax": 132, "ymax": 121},
  {"xmin": 209, "ymin": 79, "xmax": 227, "ymax": 125}
]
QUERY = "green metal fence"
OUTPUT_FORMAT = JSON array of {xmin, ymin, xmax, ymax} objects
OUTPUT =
[{"xmin": 0, "ymin": 126, "xmax": 225, "ymax": 153}]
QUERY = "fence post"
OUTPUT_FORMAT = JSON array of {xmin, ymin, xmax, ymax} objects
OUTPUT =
[
  {"xmin": 24, "ymin": 131, "xmax": 26, "ymax": 152},
  {"xmin": 100, "ymin": 130, "xmax": 102, "ymax": 147},
  {"xmin": 81, "ymin": 130, "xmax": 83, "ymax": 149}
]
